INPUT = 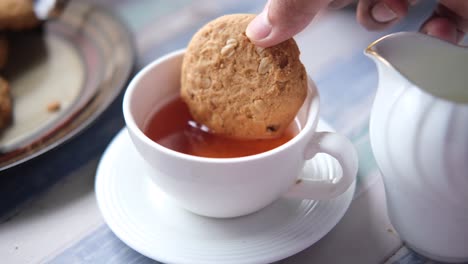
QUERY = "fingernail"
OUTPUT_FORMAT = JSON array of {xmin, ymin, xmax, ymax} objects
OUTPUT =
[
  {"xmin": 246, "ymin": 10, "xmax": 272, "ymax": 41},
  {"xmin": 371, "ymin": 2, "xmax": 397, "ymax": 23}
]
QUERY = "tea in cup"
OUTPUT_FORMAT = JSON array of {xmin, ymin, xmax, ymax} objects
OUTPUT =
[
  {"xmin": 123, "ymin": 50, "xmax": 358, "ymax": 218},
  {"xmin": 143, "ymin": 96, "xmax": 301, "ymax": 158}
]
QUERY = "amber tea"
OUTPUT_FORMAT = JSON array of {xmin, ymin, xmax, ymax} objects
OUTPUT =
[{"xmin": 143, "ymin": 97, "xmax": 300, "ymax": 158}]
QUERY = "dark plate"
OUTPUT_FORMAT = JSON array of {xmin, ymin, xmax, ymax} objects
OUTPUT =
[{"xmin": 0, "ymin": 1, "xmax": 134, "ymax": 171}]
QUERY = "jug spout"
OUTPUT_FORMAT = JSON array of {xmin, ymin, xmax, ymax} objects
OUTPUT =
[{"xmin": 365, "ymin": 32, "xmax": 468, "ymax": 104}]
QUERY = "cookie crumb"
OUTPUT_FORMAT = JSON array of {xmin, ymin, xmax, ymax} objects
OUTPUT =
[{"xmin": 47, "ymin": 100, "xmax": 61, "ymax": 112}]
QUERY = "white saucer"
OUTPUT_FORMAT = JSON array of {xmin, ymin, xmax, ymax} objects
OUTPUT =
[{"xmin": 95, "ymin": 120, "xmax": 356, "ymax": 264}]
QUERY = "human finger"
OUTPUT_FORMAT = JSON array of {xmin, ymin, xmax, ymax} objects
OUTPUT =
[
  {"xmin": 356, "ymin": 0, "xmax": 411, "ymax": 31},
  {"xmin": 420, "ymin": 0, "xmax": 468, "ymax": 43},
  {"xmin": 246, "ymin": 0, "xmax": 331, "ymax": 47}
]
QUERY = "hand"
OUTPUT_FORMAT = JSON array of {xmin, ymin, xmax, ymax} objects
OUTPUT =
[{"xmin": 246, "ymin": 0, "xmax": 468, "ymax": 47}]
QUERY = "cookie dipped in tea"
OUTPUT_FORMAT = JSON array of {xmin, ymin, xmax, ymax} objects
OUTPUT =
[{"xmin": 181, "ymin": 14, "xmax": 307, "ymax": 139}]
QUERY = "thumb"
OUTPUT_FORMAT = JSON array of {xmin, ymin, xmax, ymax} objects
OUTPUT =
[{"xmin": 246, "ymin": 0, "xmax": 330, "ymax": 47}]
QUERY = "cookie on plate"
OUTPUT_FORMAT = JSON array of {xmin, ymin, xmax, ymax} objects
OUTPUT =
[
  {"xmin": 181, "ymin": 14, "xmax": 307, "ymax": 139},
  {"xmin": 0, "ymin": 0, "xmax": 40, "ymax": 30},
  {"xmin": 0, "ymin": 77, "xmax": 12, "ymax": 130}
]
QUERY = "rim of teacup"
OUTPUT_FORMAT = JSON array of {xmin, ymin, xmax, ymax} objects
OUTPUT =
[{"xmin": 123, "ymin": 49, "xmax": 320, "ymax": 164}]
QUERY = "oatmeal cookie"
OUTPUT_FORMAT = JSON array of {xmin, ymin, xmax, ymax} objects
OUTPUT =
[{"xmin": 181, "ymin": 14, "xmax": 307, "ymax": 139}]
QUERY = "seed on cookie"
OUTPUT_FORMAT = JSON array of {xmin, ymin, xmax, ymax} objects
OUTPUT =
[
  {"xmin": 226, "ymin": 38, "xmax": 238, "ymax": 46},
  {"xmin": 258, "ymin": 57, "xmax": 272, "ymax": 74},
  {"xmin": 200, "ymin": 78, "xmax": 211, "ymax": 89},
  {"xmin": 221, "ymin": 43, "xmax": 236, "ymax": 57},
  {"xmin": 252, "ymin": 99, "xmax": 266, "ymax": 114},
  {"xmin": 255, "ymin": 47, "xmax": 265, "ymax": 55}
]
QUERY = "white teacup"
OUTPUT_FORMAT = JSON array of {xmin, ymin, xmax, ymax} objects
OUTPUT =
[{"xmin": 123, "ymin": 50, "xmax": 358, "ymax": 218}]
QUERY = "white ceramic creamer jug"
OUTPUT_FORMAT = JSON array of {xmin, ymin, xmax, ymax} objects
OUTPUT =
[{"xmin": 365, "ymin": 32, "xmax": 468, "ymax": 263}]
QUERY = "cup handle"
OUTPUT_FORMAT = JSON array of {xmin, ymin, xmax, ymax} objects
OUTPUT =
[{"xmin": 285, "ymin": 132, "xmax": 358, "ymax": 200}]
